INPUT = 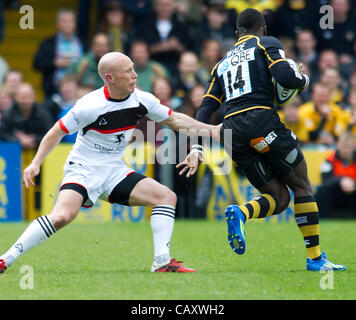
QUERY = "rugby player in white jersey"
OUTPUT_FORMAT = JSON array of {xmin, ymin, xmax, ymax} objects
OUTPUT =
[{"xmin": 0, "ymin": 52, "xmax": 221, "ymax": 273}]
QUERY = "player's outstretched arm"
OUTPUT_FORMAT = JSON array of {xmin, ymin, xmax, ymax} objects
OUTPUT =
[
  {"xmin": 160, "ymin": 111, "xmax": 222, "ymax": 141},
  {"xmin": 23, "ymin": 122, "xmax": 66, "ymax": 188}
]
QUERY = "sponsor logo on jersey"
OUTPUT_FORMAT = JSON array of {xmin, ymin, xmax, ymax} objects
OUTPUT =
[
  {"xmin": 99, "ymin": 118, "xmax": 108, "ymax": 126},
  {"xmin": 94, "ymin": 143, "xmax": 120, "ymax": 153},
  {"xmin": 250, "ymin": 131, "xmax": 277, "ymax": 153},
  {"xmin": 230, "ymin": 47, "xmax": 255, "ymax": 66},
  {"xmin": 219, "ymin": 60, "xmax": 230, "ymax": 73}
]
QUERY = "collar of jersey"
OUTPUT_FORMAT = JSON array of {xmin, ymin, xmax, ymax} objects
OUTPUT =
[
  {"xmin": 234, "ymin": 35, "xmax": 254, "ymax": 46},
  {"xmin": 103, "ymin": 85, "xmax": 131, "ymax": 102}
]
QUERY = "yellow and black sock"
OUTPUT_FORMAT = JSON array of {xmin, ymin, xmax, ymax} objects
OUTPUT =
[
  {"xmin": 294, "ymin": 195, "xmax": 321, "ymax": 260},
  {"xmin": 239, "ymin": 194, "xmax": 278, "ymax": 221}
]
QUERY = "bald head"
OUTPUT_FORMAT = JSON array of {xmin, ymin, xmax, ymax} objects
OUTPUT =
[
  {"xmin": 98, "ymin": 52, "xmax": 131, "ymax": 81},
  {"xmin": 98, "ymin": 52, "xmax": 137, "ymax": 98},
  {"xmin": 15, "ymin": 83, "xmax": 36, "ymax": 113}
]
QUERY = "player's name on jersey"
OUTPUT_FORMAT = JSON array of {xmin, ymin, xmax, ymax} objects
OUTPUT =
[{"xmin": 226, "ymin": 42, "xmax": 254, "ymax": 58}]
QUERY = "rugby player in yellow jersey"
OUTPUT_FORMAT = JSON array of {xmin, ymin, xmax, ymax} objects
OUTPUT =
[{"xmin": 178, "ymin": 8, "xmax": 345, "ymax": 271}]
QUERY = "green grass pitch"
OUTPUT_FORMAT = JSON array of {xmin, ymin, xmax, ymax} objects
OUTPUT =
[{"xmin": 0, "ymin": 220, "xmax": 355, "ymax": 300}]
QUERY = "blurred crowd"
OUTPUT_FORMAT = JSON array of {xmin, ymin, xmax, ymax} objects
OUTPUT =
[{"xmin": 1, "ymin": 0, "xmax": 356, "ymax": 217}]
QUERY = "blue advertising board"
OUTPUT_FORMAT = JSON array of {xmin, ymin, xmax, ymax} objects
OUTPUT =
[{"xmin": 0, "ymin": 142, "xmax": 22, "ymax": 222}]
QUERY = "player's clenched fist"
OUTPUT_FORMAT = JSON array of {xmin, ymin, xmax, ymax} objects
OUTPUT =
[{"xmin": 23, "ymin": 163, "xmax": 40, "ymax": 188}]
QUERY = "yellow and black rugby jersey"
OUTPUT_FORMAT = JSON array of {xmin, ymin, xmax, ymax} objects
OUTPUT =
[{"xmin": 195, "ymin": 35, "xmax": 309, "ymax": 123}]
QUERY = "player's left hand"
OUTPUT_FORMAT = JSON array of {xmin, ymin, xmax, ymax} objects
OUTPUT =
[
  {"xmin": 176, "ymin": 150, "xmax": 202, "ymax": 178},
  {"xmin": 23, "ymin": 163, "xmax": 40, "ymax": 188}
]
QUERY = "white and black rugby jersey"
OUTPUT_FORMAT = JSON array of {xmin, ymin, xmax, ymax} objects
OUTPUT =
[{"xmin": 58, "ymin": 85, "xmax": 171, "ymax": 165}]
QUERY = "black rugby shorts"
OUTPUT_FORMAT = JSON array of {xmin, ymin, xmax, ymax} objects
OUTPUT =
[{"xmin": 222, "ymin": 108, "xmax": 304, "ymax": 189}]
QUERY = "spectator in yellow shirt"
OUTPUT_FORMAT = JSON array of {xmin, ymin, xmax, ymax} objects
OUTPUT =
[
  {"xmin": 278, "ymin": 96, "xmax": 308, "ymax": 144},
  {"xmin": 320, "ymin": 67, "xmax": 346, "ymax": 107},
  {"xmin": 298, "ymin": 83, "xmax": 348, "ymax": 145},
  {"xmin": 225, "ymin": 0, "xmax": 278, "ymax": 13}
]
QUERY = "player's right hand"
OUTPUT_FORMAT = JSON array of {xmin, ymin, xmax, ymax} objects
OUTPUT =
[
  {"xmin": 176, "ymin": 150, "xmax": 202, "ymax": 178},
  {"xmin": 23, "ymin": 163, "xmax": 40, "ymax": 188},
  {"xmin": 298, "ymin": 63, "xmax": 305, "ymax": 74},
  {"xmin": 298, "ymin": 63, "xmax": 310, "ymax": 93}
]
